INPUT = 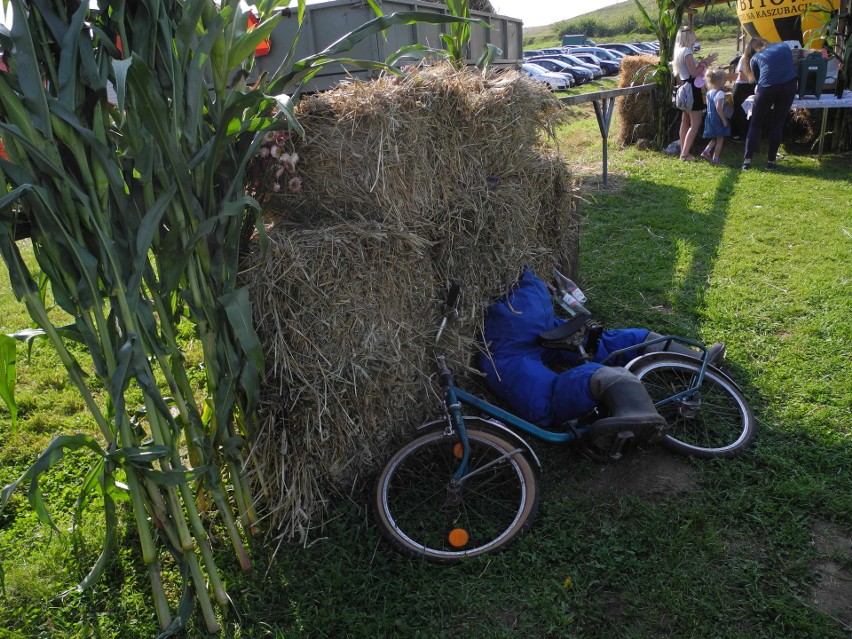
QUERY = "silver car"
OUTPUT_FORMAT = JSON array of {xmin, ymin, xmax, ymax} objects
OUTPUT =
[{"xmin": 521, "ymin": 63, "xmax": 572, "ymax": 91}]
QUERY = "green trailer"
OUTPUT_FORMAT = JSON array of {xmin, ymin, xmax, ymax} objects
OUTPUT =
[{"xmin": 253, "ymin": 0, "xmax": 524, "ymax": 91}]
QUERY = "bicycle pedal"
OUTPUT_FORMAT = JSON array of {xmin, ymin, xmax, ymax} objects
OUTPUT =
[{"xmin": 608, "ymin": 431, "xmax": 634, "ymax": 460}]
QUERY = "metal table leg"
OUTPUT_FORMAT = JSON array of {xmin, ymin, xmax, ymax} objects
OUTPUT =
[
  {"xmin": 592, "ymin": 97, "xmax": 616, "ymax": 185},
  {"xmin": 817, "ymin": 107, "xmax": 829, "ymax": 159}
]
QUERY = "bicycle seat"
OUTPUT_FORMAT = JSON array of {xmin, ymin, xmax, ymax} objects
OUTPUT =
[{"xmin": 538, "ymin": 314, "xmax": 602, "ymax": 352}]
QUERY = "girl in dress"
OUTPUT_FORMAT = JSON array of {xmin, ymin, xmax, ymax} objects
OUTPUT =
[
  {"xmin": 700, "ymin": 68, "xmax": 733, "ymax": 165},
  {"xmin": 673, "ymin": 26, "xmax": 718, "ymax": 161}
]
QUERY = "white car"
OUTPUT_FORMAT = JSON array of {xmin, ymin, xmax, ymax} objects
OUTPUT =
[{"xmin": 521, "ymin": 63, "xmax": 572, "ymax": 91}]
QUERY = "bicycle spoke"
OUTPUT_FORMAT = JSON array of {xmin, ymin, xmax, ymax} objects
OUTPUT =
[
  {"xmin": 629, "ymin": 356, "xmax": 754, "ymax": 457},
  {"xmin": 375, "ymin": 428, "xmax": 538, "ymax": 561}
]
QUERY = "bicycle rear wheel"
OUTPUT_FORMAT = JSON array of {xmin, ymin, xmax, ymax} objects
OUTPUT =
[
  {"xmin": 373, "ymin": 428, "xmax": 539, "ymax": 563},
  {"xmin": 627, "ymin": 354, "xmax": 755, "ymax": 458}
]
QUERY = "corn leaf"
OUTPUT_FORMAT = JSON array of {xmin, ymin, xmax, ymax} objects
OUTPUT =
[
  {"xmin": 231, "ymin": 12, "xmax": 284, "ymax": 66},
  {"xmin": 8, "ymin": 0, "xmax": 52, "ymax": 137},
  {"xmin": 0, "ymin": 434, "xmax": 107, "ymax": 533},
  {"xmin": 0, "ymin": 334, "xmax": 17, "ymax": 426},
  {"xmin": 220, "ymin": 286, "xmax": 264, "ymax": 371},
  {"xmin": 476, "ymin": 43, "xmax": 502, "ymax": 70},
  {"xmin": 61, "ymin": 461, "xmax": 119, "ymax": 597},
  {"xmin": 385, "ymin": 44, "xmax": 443, "ymax": 66}
]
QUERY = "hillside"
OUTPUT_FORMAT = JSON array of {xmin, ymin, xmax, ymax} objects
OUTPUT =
[
  {"xmin": 523, "ymin": 1, "xmax": 739, "ymax": 51},
  {"xmin": 523, "ymin": 0, "xmax": 658, "ymax": 37}
]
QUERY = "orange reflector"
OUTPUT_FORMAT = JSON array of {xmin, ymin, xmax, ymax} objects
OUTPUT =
[
  {"xmin": 448, "ymin": 528, "xmax": 469, "ymax": 548},
  {"xmin": 247, "ymin": 12, "xmax": 272, "ymax": 57},
  {"xmin": 453, "ymin": 443, "xmax": 464, "ymax": 459}
]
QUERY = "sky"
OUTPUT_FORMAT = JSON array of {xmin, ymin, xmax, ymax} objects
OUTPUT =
[
  {"xmin": 490, "ymin": 0, "xmax": 624, "ymax": 28},
  {"xmin": 0, "ymin": 1, "xmax": 625, "ymax": 33}
]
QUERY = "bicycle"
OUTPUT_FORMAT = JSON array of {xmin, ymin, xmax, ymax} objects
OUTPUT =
[{"xmin": 372, "ymin": 275, "xmax": 755, "ymax": 563}]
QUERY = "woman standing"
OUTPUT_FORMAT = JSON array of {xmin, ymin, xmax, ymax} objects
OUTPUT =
[
  {"xmin": 730, "ymin": 37, "xmax": 768, "ymax": 140},
  {"xmin": 673, "ymin": 26, "xmax": 718, "ymax": 161},
  {"xmin": 741, "ymin": 41, "xmax": 797, "ymax": 170}
]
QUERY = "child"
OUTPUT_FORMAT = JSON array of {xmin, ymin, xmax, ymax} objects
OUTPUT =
[{"xmin": 700, "ymin": 68, "xmax": 733, "ymax": 165}]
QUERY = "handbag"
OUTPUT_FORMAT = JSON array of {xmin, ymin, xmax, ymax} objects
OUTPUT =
[{"xmin": 673, "ymin": 80, "xmax": 694, "ymax": 111}]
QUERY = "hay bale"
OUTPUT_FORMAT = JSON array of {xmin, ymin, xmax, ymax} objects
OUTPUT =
[
  {"xmin": 615, "ymin": 55, "xmax": 659, "ymax": 146},
  {"xmin": 242, "ymin": 63, "xmax": 577, "ymax": 539}
]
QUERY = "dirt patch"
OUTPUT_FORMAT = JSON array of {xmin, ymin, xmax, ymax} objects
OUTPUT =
[
  {"xmin": 571, "ymin": 446, "xmax": 699, "ymax": 500},
  {"xmin": 809, "ymin": 521, "xmax": 852, "ymax": 630}
]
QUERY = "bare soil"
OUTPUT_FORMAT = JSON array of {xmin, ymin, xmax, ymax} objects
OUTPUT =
[
  {"xmin": 569, "ymin": 445, "xmax": 699, "ymax": 500},
  {"xmin": 809, "ymin": 521, "xmax": 852, "ymax": 630}
]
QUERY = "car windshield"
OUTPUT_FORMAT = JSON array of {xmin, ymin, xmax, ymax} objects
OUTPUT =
[{"xmin": 593, "ymin": 49, "xmax": 619, "ymax": 61}]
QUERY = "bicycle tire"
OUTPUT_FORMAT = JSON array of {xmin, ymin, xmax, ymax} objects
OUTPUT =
[
  {"xmin": 627, "ymin": 354, "xmax": 755, "ymax": 459},
  {"xmin": 373, "ymin": 428, "xmax": 539, "ymax": 563}
]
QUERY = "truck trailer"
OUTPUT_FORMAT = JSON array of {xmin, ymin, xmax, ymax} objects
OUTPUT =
[
  {"xmin": 253, "ymin": 0, "xmax": 524, "ymax": 92},
  {"xmin": 561, "ymin": 34, "xmax": 596, "ymax": 46}
]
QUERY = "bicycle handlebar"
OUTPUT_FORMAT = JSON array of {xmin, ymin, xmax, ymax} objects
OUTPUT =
[
  {"xmin": 445, "ymin": 279, "xmax": 462, "ymax": 315},
  {"xmin": 435, "ymin": 279, "xmax": 462, "ymax": 343},
  {"xmin": 436, "ymin": 355, "xmax": 452, "ymax": 384}
]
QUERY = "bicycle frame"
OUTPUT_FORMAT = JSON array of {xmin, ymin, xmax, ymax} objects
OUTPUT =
[
  {"xmin": 440, "ymin": 334, "xmax": 713, "ymax": 481},
  {"xmin": 601, "ymin": 334, "xmax": 712, "ymax": 410}
]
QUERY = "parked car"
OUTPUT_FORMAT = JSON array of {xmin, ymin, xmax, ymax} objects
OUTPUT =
[
  {"xmin": 631, "ymin": 41, "xmax": 659, "ymax": 54},
  {"xmin": 528, "ymin": 56, "xmax": 594, "ymax": 84},
  {"xmin": 598, "ymin": 42, "xmax": 646, "ymax": 57},
  {"xmin": 521, "ymin": 63, "xmax": 572, "ymax": 91},
  {"xmin": 550, "ymin": 53, "xmax": 603, "ymax": 78},
  {"xmin": 592, "ymin": 47, "xmax": 626, "ymax": 61},
  {"xmin": 564, "ymin": 46, "xmax": 623, "ymax": 65},
  {"xmin": 571, "ymin": 52, "xmax": 620, "ymax": 76},
  {"xmin": 528, "ymin": 57, "xmax": 591, "ymax": 84},
  {"xmin": 523, "ymin": 50, "xmax": 543, "ymax": 58}
]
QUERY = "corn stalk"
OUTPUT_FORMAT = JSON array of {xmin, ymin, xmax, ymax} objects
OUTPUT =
[
  {"xmin": 0, "ymin": 0, "xmax": 478, "ymax": 634},
  {"xmin": 633, "ymin": 0, "xmax": 694, "ymax": 148}
]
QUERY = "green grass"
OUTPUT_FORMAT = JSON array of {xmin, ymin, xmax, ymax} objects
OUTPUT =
[{"xmin": 2, "ymin": 104, "xmax": 852, "ymax": 638}]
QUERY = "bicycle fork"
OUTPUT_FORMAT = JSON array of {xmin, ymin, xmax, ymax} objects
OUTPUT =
[{"xmin": 437, "ymin": 356, "xmax": 524, "ymax": 487}]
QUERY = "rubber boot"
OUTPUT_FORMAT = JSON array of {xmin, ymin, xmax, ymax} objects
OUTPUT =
[
  {"xmin": 588, "ymin": 367, "xmax": 666, "ymax": 444},
  {"xmin": 643, "ymin": 332, "xmax": 726, "ymax": 367}
]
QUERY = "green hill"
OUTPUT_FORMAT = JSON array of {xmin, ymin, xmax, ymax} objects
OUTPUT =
[{"xmin": 523, "ymin": 1, "xmax": 738, "ymax": 48}]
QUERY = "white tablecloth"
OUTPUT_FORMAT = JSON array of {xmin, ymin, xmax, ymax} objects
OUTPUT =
[{"xmin": 742, "ymin": 90, "xmax": 852, "ymax": 118}]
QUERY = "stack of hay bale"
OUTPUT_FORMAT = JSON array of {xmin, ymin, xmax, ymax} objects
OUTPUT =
[
  {"xmin": 242, "ymin": 63, "xmax": 577, "ymax": 540},
  {"xmin": 615, "ymin": 55, "xmax": 661, "ymax": 147}
]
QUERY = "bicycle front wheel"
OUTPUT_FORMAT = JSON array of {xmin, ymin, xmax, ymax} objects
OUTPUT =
[
  {"xmin": 627, "ymin": 354, "xmax": 755, "ymax": 458},
  {"xmin": 373, "ymin": 428, "xmax": 539, "ymax": 563}
]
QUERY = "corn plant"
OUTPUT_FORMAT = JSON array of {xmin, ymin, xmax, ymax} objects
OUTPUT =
[
  {"xmin": 376, "ymin": 0, "xmax": 501, "ymax": 71},
  {"xmin": 633, "ymin": 0, "xmax": 693, "ymax": 147},
  {"xmin": 0, "ymin": 0, "xmax": 478, "ymax": 634}
]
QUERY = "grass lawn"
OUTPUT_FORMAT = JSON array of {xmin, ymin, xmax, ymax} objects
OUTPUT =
[{"xmin": 1, "ymin": 99, "xmax": 851, "ymax": 636}]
